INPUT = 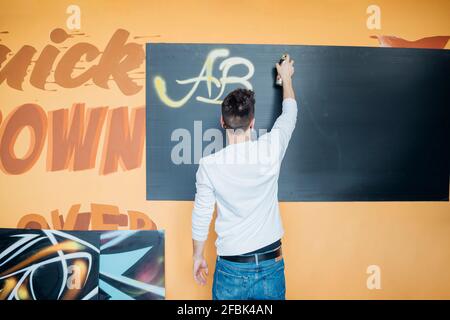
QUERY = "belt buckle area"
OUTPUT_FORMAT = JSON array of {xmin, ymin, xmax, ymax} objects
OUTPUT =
[
  {"xmin": 221, "ymin": 246, "xmax": 282, "ymax": 264},
  {"xmin": 237, "ymin": 254, "xmax": 257, "ymax": 263},
  {"xmin": 220, "ymin": 254, "xmax": 254, "ymax": 263}
]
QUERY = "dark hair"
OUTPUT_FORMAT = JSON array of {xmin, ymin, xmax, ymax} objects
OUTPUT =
[{"xmin": 221, "ymin": 88, "xmax": 255, "ymax": 130}]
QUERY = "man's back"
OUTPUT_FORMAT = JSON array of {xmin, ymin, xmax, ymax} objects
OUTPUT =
[
  {"xmin": 191, "ymin": 56, "xmax": 296, "ymax": 299},
  {"xmin": 192, "ymin": 97, "xmax": 298, "ymax": 256}
]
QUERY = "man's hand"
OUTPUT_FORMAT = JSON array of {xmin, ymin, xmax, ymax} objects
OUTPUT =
[
  {"xmin": 276, "ymin": 53, "xmax": 295, "ymax": 100},
  {"xmin": 276, "ymin": 53, "xmax": 295, "ymax": 82},
  {"xmin": 193, "ymin": 255, "xmax": 209, "ymax": 285}
]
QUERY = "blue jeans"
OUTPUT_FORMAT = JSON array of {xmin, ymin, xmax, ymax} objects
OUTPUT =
[{"xmin": 212, "ymin": 254, "xmax": 286, "ymax": 300}]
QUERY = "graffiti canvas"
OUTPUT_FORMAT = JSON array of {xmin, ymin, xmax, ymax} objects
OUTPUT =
[
  {"xmin": 98, "ymin": 230, "xmax": 165, "ymax": 300},
  {"xmin": 0, "ymin": 228, "xmax": 100, "ymax": 300},
  {"xmin": 146, "ymin": 43, "xmax": 449, "ymax": 202}
]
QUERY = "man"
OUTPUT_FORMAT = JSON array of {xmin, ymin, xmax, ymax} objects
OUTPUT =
[{"xmin": 191, "ymin": 54, "xmax": 297, "ymax": 300}]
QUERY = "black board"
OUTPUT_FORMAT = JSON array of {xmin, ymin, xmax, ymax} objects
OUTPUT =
[{"xmin": 146, "ymin": 43, "xmax": 449, "ymax": 201}]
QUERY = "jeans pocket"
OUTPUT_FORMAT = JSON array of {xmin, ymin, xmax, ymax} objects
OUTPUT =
[
  {"xmin": 262, "ymin": 259, "xmax": 286, "ymax": 300},
  {"xmin": 213, "ymin": 267, "xmax": 246, "ymax": 300}
]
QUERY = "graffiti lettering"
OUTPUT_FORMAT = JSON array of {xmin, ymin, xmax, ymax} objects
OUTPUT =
[
  {"xmin": 0, "ymin": 104, "xmax": 145, "ymax": 175},
  {"xmin": 154, "ymin": 48, "xmax": 254, "ymax": 108},
  {"xmin": 0, "ymin": 28, "xmax": 144, "ymax": 95},
  {"xmin": 16, "ymin": 203, "xmax": 157, "ymax": 230}
]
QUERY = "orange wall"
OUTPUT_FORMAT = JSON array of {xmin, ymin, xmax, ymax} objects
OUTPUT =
[{"xmin": 0, "ymin": 0, "xmax": 449, "ymax": 299}]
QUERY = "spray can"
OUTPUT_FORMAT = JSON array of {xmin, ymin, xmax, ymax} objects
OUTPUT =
[{"xmin": 275, "ymin": 53, "xmax": 288, "ymax": 86}]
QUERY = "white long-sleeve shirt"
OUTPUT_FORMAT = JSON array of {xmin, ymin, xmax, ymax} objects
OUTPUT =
[{"xmin": 192, "ymin": 98, "xmax": 298, "ymax": 256}]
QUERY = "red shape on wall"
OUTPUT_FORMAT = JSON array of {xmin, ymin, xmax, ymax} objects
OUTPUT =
[{"xmin": 371, "ymin": 35, "xmax": 450, "ymax": 49}]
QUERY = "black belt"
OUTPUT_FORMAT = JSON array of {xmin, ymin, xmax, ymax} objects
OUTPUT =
[{"xmin": 220, "ymin": 247, "xmax": 282, "ymax": 263}]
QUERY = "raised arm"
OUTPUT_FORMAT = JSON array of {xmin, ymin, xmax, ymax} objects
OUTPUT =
[
  {"xmin": 277, "ymin": 54, "xmax": 295, "ymax": 100},
  {"xmin": 271, "ymin": 54, "xmax": 298, "ymax": 158}
]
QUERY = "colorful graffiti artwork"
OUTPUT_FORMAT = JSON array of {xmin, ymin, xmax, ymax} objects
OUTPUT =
[
  {"xmin": 0, "ymin": 228, "xmax": 100, "ymax": 300},
  {"xmin": 0, "ymin": 228, "xmax": 164, "ymax": 300},
  {"xmin": 99, "ymin": 230, "xmax": 165, "ymax": 300}
]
